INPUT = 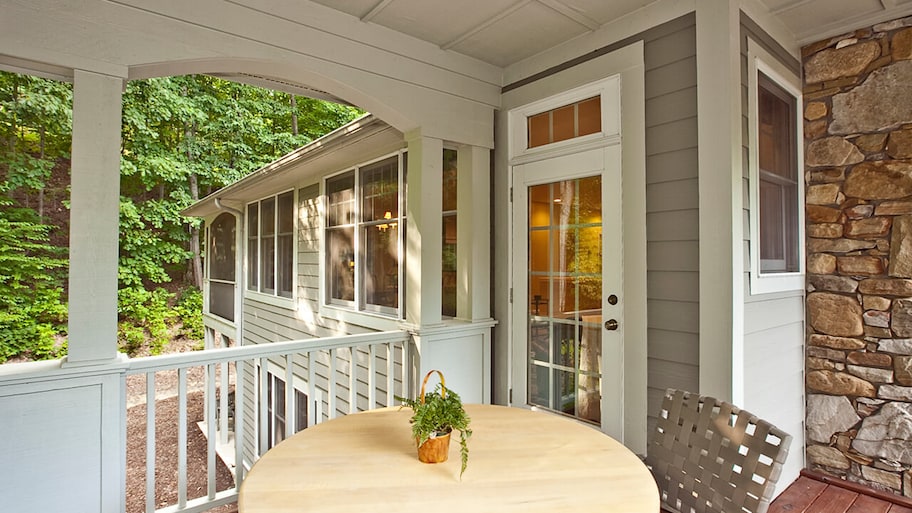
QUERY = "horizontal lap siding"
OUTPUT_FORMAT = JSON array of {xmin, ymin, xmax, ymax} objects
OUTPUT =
[
  {"xmin": 740, "ymin": 14, "xmax": 805, "ymax": 495},
  {"xmin": 644, "ymin": 15, "xmax": 699, "ymax": 431}
]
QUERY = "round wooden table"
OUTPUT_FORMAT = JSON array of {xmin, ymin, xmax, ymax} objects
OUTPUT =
[{"xmin": 239, "ymin": 404, "xmax": 659, "ymax": 512}]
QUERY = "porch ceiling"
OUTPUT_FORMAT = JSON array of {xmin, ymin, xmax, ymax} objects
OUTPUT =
[{"xmin": 304, "ymin": 0, "xmax": 912, "ymax": 69}]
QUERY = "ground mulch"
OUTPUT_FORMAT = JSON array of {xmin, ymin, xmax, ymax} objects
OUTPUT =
[{"xmin": 126, "ymin": 388, "xmax": 238, "ymax": 513}]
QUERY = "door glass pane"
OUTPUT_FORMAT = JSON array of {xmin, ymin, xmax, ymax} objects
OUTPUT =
[{"xmin": 527, "ymin": 175, "xmax": 602, "ymax": 425}]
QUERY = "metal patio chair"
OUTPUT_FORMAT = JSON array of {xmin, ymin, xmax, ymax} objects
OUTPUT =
[{"xmin": 645, "ymin": 389, "xmax": 793, "ymax": 513}]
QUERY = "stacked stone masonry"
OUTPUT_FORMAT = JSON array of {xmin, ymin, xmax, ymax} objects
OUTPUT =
[{"xmin": 803, "ymin": 16, "xmax": 912, "ymax": 499}]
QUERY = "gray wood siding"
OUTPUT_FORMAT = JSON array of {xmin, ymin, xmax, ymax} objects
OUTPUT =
[
  {"xmin": 739, "ymin": 14, "xmax": 805, "ymax": 492},
  {"xmin": 644, "ymin": 15, "xmax": 699, "ymax": 429}
]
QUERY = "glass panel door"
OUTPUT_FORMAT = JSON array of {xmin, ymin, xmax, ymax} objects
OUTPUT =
[
  {"xmin": 512, "ymin": 146, "xmax": 623, "ymax": 438},
  {"xmin": 527, "ymin": 176, "xmax": 602, "ymax": 424}
]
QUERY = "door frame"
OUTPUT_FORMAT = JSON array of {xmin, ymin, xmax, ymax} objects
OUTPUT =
[{"xmin": 503, "ymin": 48, "xmax": 647, "ymax": 453}]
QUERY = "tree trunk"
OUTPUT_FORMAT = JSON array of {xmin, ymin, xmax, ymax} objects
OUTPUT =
[
  {"xmin": 38, "ymin": 125, "xmax": 45, "ymax": 219},
  {"xmin": 186, "ymin": 119, "xmax": 204, "ymax": 290},
  {"xmin": 188, "ymin": 172, "xmax": 203, "ymax": 290},
  {"xmin": 290, "ymin": 94, "xmax": 298, "ymax": 136}
]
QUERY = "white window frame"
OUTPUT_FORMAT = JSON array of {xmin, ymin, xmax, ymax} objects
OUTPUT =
[
  {"xmin": 508, "ymin": 76, "xmax": 621, "ymax": 163},
  {"xmin": 321, "ymin": 151, "xmax": 406, "ymax": 320},
  {"xmin": 747, "ymin": 40, "xmax": 805, "ymax": 295},
  {"xmin": 245, "ymin": 188, "xmax": 297, "ymax": 308}
]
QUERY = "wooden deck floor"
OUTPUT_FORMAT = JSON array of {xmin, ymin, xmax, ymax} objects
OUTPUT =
[{"xmin": 769, "ymin": 471, "xmax": 912, "ymax": 513}]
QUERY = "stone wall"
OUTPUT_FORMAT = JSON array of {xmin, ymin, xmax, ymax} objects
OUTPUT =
[{"xmin": 803, "ymin": 17, "xmax": 912, "ymax": 498}]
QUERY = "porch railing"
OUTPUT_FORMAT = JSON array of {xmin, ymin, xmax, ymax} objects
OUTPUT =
[{"xmin": 125, "ymin": 330, "xmax": 413, "ymax": 513}]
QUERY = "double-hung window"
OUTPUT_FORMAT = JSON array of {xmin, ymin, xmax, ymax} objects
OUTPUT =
[
  {"xmin": 247, "ymin": 190, "xmax": 295, "ymax": 299},
  {"xmin": 748, "ymin": 41, "xmax": 804, "ymax": 294},
  {"xmin": 325, "ymin": 154, "xmax": 405, "ymax": 317}
]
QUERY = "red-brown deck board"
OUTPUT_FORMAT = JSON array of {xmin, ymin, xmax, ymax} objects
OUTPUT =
[{"xmin": 769, "ymin": 471, "xmax": 912, "ymax": 513}]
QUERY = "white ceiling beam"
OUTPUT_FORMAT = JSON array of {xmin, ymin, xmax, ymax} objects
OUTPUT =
[
  {"xmin": 537, "ymin": 0, "xmax": 600, "ymax": 31},
  {"xmin": 441, "ymin": 0, "xmax": 532, "ymax": 50},
  {"xmin": 362, "ymin": 0, "xmax": 394, "ymax": 22}
]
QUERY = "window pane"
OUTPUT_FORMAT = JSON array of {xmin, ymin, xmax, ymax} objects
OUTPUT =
[
  {"xmin": 277, "ymin": 191, "xmax": 294, "ymax": 298},
  {"xmin": 247, "ymin": 204, "xmax": 259, "ymax": 290},
  {"xmin": 327, "ymin": 172, "xmax": 355, "ymax": 227},
  {"xmin": 278, "ymin": 234, "xmax": 293, "ymax": 298},
  {"xmin": 278, "ymin": 191, "xmax": 294, "ymax": 234},
  {"xmin": 552, "ymin": 104, "xmax": 575, "ymax": 143},
  {"xmin": 261, "ymin": 235, "xmax": 275, "ymax": 294},
  {"xmin": 442, "ymin": 214, "xmax": 457, "ymax": 317},
  {"xmin": 209, "ymin": 281, "xmax": 234, "ymax": 322},
  {"xmin": 327, "ymin": 228, "xmax": 354, "ymax": 302},
  {"xmin": 363, "ymin": 224, "xmax": 399, "ymax": 309},
  {"xmin": 578, "ymin": 97, "xmax": 601, "ymax": 136},
  {"xmin": 295, "ymin": 390, "xmax": 308, "ymax": 432},
  {"xmin": 209, "ymin": 213, "xmax": 236, "ymax": 281},
  {"xmin": 361, "ymin": 157, "xmax": 399, "ymax": 222},
  {"xmin": 528, "ymin": 112, "xmax": 550, "ymax": 149},
  {"xmin": 442, "ymin": 149, "xmax": 458, "ymax": 212},
  {"xmin": 261, "ymin": 197, "xmax": 275, "ymax": 237}
]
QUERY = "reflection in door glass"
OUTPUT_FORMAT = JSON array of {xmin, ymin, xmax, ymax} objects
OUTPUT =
[{"xmin": 527, "ymin": 176, "xmax": 602, "ymax": 424}]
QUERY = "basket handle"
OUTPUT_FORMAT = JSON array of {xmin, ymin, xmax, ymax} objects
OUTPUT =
[{"xmin": 419, "ymin": 369, "xmax": 446, "ymax": 404}]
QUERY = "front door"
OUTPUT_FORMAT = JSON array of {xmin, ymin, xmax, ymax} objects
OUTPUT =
[{"xmin": 511, "ymin": 146, "xmax": 623, "ymax": 438}]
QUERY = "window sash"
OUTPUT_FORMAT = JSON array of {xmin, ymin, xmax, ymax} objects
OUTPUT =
[
  {"xmin": 757, "ymin": 73, "xmax": 799, "ymax": 275},
  {"xmin": 247, "ymin": 191, "xmax": 294, "ymax": 298},
  {"xmin": 324, "ymin": 154, "xmax": 405, "ymax": 316}
]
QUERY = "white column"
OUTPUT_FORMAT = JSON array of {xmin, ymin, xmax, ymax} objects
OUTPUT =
[
  {"xmin": 65, "ymin": 70, "xmax": 123, "ymax": 365},
  {"xmin": 456, "ymin": 145, "xmax": 491, "ymax": 321},
  {"xmin": 405, "ymin": 132, "xmax": 443, "ymax": 327},
  {"xmin": 696, "ymin": 0, "xmax": 742, "ymax": 402}
]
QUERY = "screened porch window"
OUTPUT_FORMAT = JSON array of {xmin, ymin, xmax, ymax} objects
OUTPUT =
[
  {"xmin": 207, "ymin": 213, "xmax": 236, "ymax": 321},
  {"xmin": 247, "ymin": 190, "xmax": 295, "ymax": 299}
]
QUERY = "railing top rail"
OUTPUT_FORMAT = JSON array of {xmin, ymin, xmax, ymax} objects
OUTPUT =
[{"xmin": 126, "ymin": 330, "xmax": 409, "ymax": 375}]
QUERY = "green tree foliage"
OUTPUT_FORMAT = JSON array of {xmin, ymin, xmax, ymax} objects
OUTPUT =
[
  {"xmin": 0, "ymin": 201, "xmax": 68, "ymax": 362},
  {"xmin": 0, "ymin": 72, "xmax": 72, "ymax": 362},
  {"xmin": 0, "ymin": 70, "xmax": 363, "ymax": 361}
]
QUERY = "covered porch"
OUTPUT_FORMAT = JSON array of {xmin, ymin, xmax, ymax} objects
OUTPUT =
[{"xmin": 3, "ymin": 1, "xmax": 912, "ymax": 512}]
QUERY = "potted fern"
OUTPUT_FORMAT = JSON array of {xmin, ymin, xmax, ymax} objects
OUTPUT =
[{"xmin": 397, "ymin": 370, "xmax": 472, "ymax": 478}]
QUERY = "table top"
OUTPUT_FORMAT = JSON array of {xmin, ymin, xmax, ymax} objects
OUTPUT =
[{"xmin": 239, "ymin": 404, "xmax": 659, "ymax": 513}]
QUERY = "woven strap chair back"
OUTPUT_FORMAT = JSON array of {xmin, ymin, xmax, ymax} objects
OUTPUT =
[{"xmin": 645, "ymin": 389, "xmax": 792, "ymax": 513}]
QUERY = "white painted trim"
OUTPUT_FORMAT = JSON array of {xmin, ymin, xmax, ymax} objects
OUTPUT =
[
  {"xmin": 746, "ymin": 39, "xmax": 806, "ymax": 297},
  {"xmin": 696, "ymin": 0, "xmax": 742, "ymax": 404}
]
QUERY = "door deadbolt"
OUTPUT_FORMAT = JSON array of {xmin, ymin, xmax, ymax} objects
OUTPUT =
[
  {"xmin": 607, "ymin": 294, "xmax": 618, "ymax": 305},
  {"xmin": 604, "ymin": 319, "xmax": 618, "ymax": 331}
]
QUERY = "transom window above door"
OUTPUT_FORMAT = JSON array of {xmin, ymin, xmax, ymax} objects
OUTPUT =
[
  {"xmin": 527, "ymin": 96, "xmax": 601, "ymax": 149},
  {"xmin": 509, "ymin": 76, "xmax": 620, "ymax": 160}
]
